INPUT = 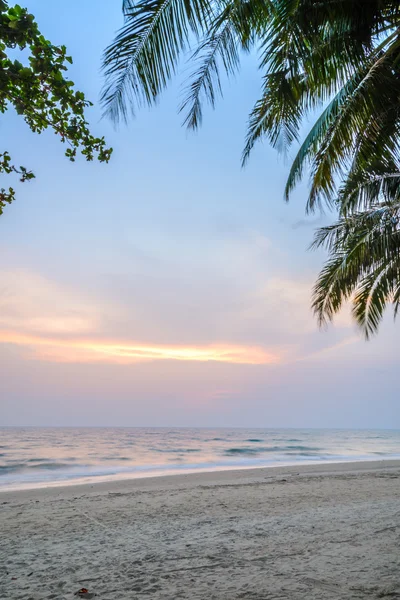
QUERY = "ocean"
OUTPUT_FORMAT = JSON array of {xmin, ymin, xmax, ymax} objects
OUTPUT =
[{"xmin": 0, "ymin": 427, "xmax": 399, "ymax": 491}]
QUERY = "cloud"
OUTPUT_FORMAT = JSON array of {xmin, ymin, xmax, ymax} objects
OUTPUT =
[
  {"xmin": 0, "ymin": 330, "xmax": 283, "ymax": 365},
  {"xmin": 241, "ymin": 276, "xmax": 354, "ymax": 337},
  {"xmin": 0, "ymin": 265, "xmax": 354, "ymax": 368},
  {"xmin": 294, "ymin": 334, "xmax": 359, "ymax": 363},
  {"xmin": 291, "ymin": 217, "xmax": 323, "ymax": 230},
  {"xmin": 0, "ymin": 269, "xmax": 100, "ymax": 336}
]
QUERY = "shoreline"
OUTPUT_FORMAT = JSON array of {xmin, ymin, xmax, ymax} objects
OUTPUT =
[
  {"xmin": 2, "ymin": 458, "xmax": 400, "ymax": 599},
  {"xmin": 2, "ymin": 457, "xmax": 400, "ymax": 498}
]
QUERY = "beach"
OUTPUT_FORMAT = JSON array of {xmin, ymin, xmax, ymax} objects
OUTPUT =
[{"xmin": 1, "ymin": 460, "xmax": 399, "ymax": 600}]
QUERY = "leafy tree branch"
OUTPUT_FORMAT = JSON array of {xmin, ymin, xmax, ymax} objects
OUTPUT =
[{"xmin": 0, "ymin": 1, "xmax": 112, "ymax": 215}]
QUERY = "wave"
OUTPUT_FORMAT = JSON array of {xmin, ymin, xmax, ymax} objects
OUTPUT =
[
  {"xmin": 0, "ymin": 462, "xmax": 86, "ymax": 475},
  {"xmin": 286, "ymin": 445, "xmax": 321, "ymax": 451},
  {"xmin": 28, "ymin": 462, "xmax": 74, "ymax": 470},
  {"xmin": 224, "ymin": 447, "xmax": 270, "ymax": 456},
  {"xmin": 224, "ymin": 445, "xmax": 321, "ymax": 456},
  {"xmin": 245, "ymin": 439, "xmax": 263, "ymax": 443},
  {"xmin": 285, "ymin": 452, "xmax": 328, "ymax": 457},
  {"xmin": 0, "ymin": 464, "xmax": 26, "ymax": 473},
  {"xmin": 151, "ymin": 448, "xmax": 201, "ymax": 453}
]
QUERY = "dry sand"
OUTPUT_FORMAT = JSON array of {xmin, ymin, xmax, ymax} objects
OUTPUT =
[{"xmin": 1, "ymin": 460, "xmax": 400, "ymax": 600}]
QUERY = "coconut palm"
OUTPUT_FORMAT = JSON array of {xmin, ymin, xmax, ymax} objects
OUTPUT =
[{"xmin": 102, "ymin": 0, "xmax": 400, "ymax": 336}]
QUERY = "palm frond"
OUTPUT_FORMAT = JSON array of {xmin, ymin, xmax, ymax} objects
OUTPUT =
[
  {"xmin": 242, "ymin": 1, "xmax": 386, "ymax": 167},
  {"xmin": 179, "ymin": 0, "xmax": 266, "ymax": 130},
  {"xmin": 179, "ymin": 7, "xmax": 241, "ymax": 130},
  {"xmin": 312, "ymin": 201, "xmax": 400, "ymax": 337},
  {"xmin": 284, "ymin": 79, "xmax": 358, "ymax": 202},
  {"xmin": 339, "ymin": 170, "xmax": 400, "ymax": 216},
  {"xmin": 102, "ymin": 0, "xmax": 213, "ymax": 122},
  {"xmin": 352, "ymin": 262, "xmax": 398, "ymax": 338},
  {"xmin": 306, "ymin": 34, "xmax": 400, "ymax": 210}
]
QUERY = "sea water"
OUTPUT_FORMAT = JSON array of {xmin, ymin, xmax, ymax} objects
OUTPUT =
[{"xmin": 1, "ymin": 427, "xmax": 399, "ymax": 491}]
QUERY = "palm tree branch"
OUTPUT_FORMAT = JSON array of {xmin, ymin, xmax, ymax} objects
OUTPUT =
[{"xmin": 102, "ymin": 0, "xmax": 213, "ymax": 121}]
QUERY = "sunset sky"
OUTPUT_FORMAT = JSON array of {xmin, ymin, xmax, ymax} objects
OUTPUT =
[{"xmin": 1, "ymin": 0, "xmax": 399, "ymax": 428}]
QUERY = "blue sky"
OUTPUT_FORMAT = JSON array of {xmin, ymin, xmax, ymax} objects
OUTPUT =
[{"xmin": 0, "ymin": 0, "xmax": 399, "ymax": 428}]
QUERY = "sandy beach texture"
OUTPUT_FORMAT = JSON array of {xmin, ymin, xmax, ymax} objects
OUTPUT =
[{"xmin": 1, "ymin": 460, "xmax": 400, "ymax": 600}]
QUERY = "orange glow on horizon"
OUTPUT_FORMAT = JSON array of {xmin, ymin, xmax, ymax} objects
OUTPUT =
[{"xmin": 0, "ymin": 330, "xmax": 282, "ymax": 365}]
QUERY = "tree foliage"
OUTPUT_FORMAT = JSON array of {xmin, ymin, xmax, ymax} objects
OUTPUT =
[
  {"xmin": 0, "ymin": 1, "xmax": 112, "ymax": 215},
  {"xmin": 103, "ymin": 0, "xmax": 400, "ymax": 337}
]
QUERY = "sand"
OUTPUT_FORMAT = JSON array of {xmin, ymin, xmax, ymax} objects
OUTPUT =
[{"xmin": 1, "ymin": 460, "xmax": 400, "ymax": 600}]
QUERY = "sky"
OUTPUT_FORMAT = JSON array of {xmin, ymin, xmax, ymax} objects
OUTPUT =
[{"xmin": 0, "ymin": 0, "xmax": 399, "ymax": 428}]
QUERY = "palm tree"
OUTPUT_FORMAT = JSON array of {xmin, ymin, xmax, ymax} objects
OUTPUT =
[{"xmin": 102, "ymin": 0, "xmax": 400, "ymax": 336}]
